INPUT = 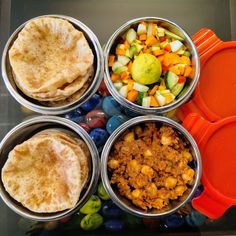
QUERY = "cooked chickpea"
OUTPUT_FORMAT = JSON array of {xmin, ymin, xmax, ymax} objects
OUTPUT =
[
  {"xmin": 132, "ymin": 189, "xmax": 141, "ymax": 198},
  {"xmin": 182, "ymin": 168, "xmax": 195, "ymax": 182},
  {"xmin": 146, "ymin": 183, "xmax": 158, "ymax": 197},
  {"xmin": 161, "ymin": 135, "xmax": 172, "ymax": 145},
  {"xmin": 108, "ymin": 159, "xmax": 119, "ymax": 169},
  {"xmin": 175, "ymin": 185, "xmax": 187, "ymax": 196},
  {"xmin": 123, "ymin": 131, "xmax": 135, "ymax": 142},
  {"xmin": 182, "ymin": 149, "xmax": 193, "ymax": 161},
  {"xmin": 165, "ymin": 176, "xmax": 177, "ymax": 188},
  {"xmin": 144, "ymin": 149, "xmax": 153, "ymax": 157},
  {"xmin": 127, "ymin": 160, "xmax": 141, "ymax": 175},
  {"xmin": 141, "ymin": 165, "xmax": 154, "ymax": 178}
]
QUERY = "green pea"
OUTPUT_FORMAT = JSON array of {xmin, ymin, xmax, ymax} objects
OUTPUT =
[
  {"xmin": 80, "ymin": 213, "xmax": 103, "ymax": 231},
  {"xmin": 97, "ymin": 182, "xmax": 110, "ymax": 200},
  {"xmin": 80, "ymin": 195, "xmax": 102, "ymax": 214}
]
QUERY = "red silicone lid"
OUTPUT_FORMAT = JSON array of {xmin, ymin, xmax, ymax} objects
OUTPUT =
[
  {"xmin": 178, "ymin": 28, "xmax": 236, "ymax": 122},
  {"xmin": 183, "ymin": 113, "xmax": 236, "ymax": 218}
]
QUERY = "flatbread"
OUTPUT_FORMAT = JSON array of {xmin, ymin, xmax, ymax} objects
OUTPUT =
[
  {"xmin": 33, "ymin": 129, "xmax": 90, "ymax": 188},
  {"xmin": 9, "ymin": 17, "xmax": 94, "ymax": 101},
  {"xmin": 42, "ymin": 70, "xmax": 93, "ymax": 106},
  {"xmin": 1, "ymin": 136, "xmax": 82, "ymax": 213}
]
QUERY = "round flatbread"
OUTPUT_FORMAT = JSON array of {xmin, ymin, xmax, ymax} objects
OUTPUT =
[
  {"xmin": 1, "ymin": 136, "xmax": 82, "ymax": 213},
  {"xmin": 33, "ymin": 129, "xmax": 90, "ymax": 188},
  {"xmin": 9, "ymin": 17, "xmax": 94, "ymax": 101}
]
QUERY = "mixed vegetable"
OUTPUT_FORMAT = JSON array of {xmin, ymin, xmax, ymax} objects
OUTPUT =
[{"xmin": 108, "ymin": 21, "xmax": 194, "ymax": 108}]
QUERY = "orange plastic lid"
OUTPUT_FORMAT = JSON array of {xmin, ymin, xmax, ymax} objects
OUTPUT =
[
  {"xmin": 178, "ymin": 28, "xmax": 236, "ymax": 122},
  {"xmin": 183, "ymin": 113, "xmax": 236, "ymax": 219}
]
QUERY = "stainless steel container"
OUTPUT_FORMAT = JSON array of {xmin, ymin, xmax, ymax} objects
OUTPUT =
[
  {"xmin": 104, "ymin": 17, "xmax": 200, "ymax": 114},
  {"xmin": 101, "ymin": 115, "xmax": 201, "ymax": 218},
  {"xmin": 0, "ymin": 116, "xmax": 100, "ymax": 221},
  {"xmin": 1, "ymin": 15, "xmax": 104, "ymax": 115}
]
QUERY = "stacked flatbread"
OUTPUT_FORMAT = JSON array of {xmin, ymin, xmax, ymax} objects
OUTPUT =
[
  {"xmin": 1, "ymin": 129, "xmax": 90, "ymax": 213},
  {"xmin": 8, "ymin": 17, "xmax": 94, "ymax": 106}
]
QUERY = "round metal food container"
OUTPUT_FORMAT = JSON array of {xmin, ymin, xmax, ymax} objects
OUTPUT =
[
  {"xmin": 1, "ymin": 14, "xmax": 104, "ymax": 115},
  {"xmin": 101, "ymin": 115, "xmax": 201, "ymax": 218},
  {"xmin": 0, "ymin": 116, "xmax": 100, "ymax": 221},
  {"xmin": 104, "ymin": 17, "xmax": 200, "ymax": 114}
]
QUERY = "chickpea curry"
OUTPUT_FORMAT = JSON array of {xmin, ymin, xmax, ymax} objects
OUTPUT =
[{"xmin": 108, "ymin": 122, "xmax": 195, "ymax": 211}]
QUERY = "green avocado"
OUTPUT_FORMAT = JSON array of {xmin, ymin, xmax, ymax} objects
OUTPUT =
[{"xmin": 131, "ymin": 53, "xmax": 162, "ymax": 85}]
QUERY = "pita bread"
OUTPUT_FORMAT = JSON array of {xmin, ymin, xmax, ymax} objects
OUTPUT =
[
  {"xmin": 1, "ymin": 135, "xmax": 84, "ymax": 213},
  {"xmin": 9, "ymin": 17, "xmax": 94, "ymax": 101},
  {"xmin": 33, "ymin": 129, "xmax": 90, "ymax": 188}
]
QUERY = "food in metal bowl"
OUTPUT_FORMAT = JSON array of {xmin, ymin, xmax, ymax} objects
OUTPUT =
[
  {"xmin": 1, "ymin": 129, "xmax": 90, "ymax": 213},
  {"xmin": 108, "ymin": 20, "xmax": 194, "ymax": 108},
  {"xmin": 8, "ymin": 17, "xmax": 94, "ymax": 106},
  {"xmin": 108, "ymin": 122, "xmax": 195, "ymax": 211}
]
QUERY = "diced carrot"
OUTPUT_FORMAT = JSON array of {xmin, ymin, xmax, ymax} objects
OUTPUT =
[
  {"xmin": 189, "ymin": 67, "xmax": 195, "ymax": 79},
  {"xmin": 179, "ymin": 65, "xmax": 185, "ymax": 75},
  {"xmin": 142, "ymin": 48, "xmax": 151, "ymax": 54},
  {"xmin": 111, "ymin": 73, "xmax": 120, "ymax": 82},
  {"xmin": 164, "ymin": 44, "xmax": 171, "ymax": 52},
  {"xmin": 124, "ymin": 40, "xmax": 130, "ymax": 49},
  {"xmin": 163, "ymin": 53, "xmax": 174, "ymax": 67},
  {"xmin": 165, "ymin": 94, "xmax": 174, "ymax": 104},
  {"xmin": 157, "ymin": 55, "xmax": 165, "ymax": 62},
  {"xmin": 171, "ymin": 53, "xmax": 181, "ymax": 64},
  {"xmin": 127, "ymin": 61, "xmax": 133, "ymax": 72},
  {"xmin": 139, "ymin": 34, "xmax": 147, "ymax": 41},
  {"xmin": 149, "ymin": 85, "xmax": 159, "ymax": 95},
  {"xmin": 127, "ymin": 80, "xmax": 134, "ymax": 90},
  {"xmin": 184, "ymin": 66, "xmax": 192, "ymax": 77},
  {"xmin": 121, "ymin": 71, "xmax": 130, "ymax": 81},
  {"xmin": 159, "ymin": 79, "xmax": 166, "ymax": 90},
  {"xmin": 180, "ymin": 56, "xmax": 191, "ymax": 65},
  {"xmin": 127, "ymin": 90, "xmax": 138, "ymax": 102},
  {"xmin": 169, "ymin": 66, "xmax": 180, "ymax": 75},
  {"xmin": 153, "ymin": 49, "xmax": 165, "ymax": 56},
  {"xmin": 116, "ymin": 48, "xmax": 126, "ymax": 56},
  {"xmin": 108, "ymin": 55, "xmax": 115, "ymax": 67},
  {"xmin": 152, "ymin": 24, "xmax": 157, "ymax": 35},
  {"xmin": 140, "ymin": 21, "xmax": 148, "ymax": 27},
  {"xmin": 150, "ymin": 96, "xmax": 159, "ymax": 107},
  {"xmin": 145, "ymin": 35, "xmax": 158, "ymax": 46}
]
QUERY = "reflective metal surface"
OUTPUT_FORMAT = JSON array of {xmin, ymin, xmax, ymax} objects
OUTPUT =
[
  {"xmin": 104, "ymin": 17, "xmax": 200, "ymax": 114},
  {"xmin": 0, "ymin": 116, "xmax": 100, "ymax": 221},
  {"xmin": 101, "ymin": 115, "xmax": 201, "ymax": 217}
]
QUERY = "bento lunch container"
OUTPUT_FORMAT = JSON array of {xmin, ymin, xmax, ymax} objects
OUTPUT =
[
  {"xmin": 183, "ymin": 113, "xmax": 236, "ymax": 219},
  {"xmin": 1, "ymin": 15, "xmax": 104, "ymax": 115},
  {"xmin": 101, "ymin": 115, "xmax": 201, "ymax": 218},
  {"xmin": 0, "ymin": 116, "xmax": 100, "ymax": 221},
  {"xmin": 178, "ymin": 28, "xmax": 236, "ymax": 121},
  {"xmin": 104, "ymin": 17, "xmax": 200, "ymax": 115}
]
